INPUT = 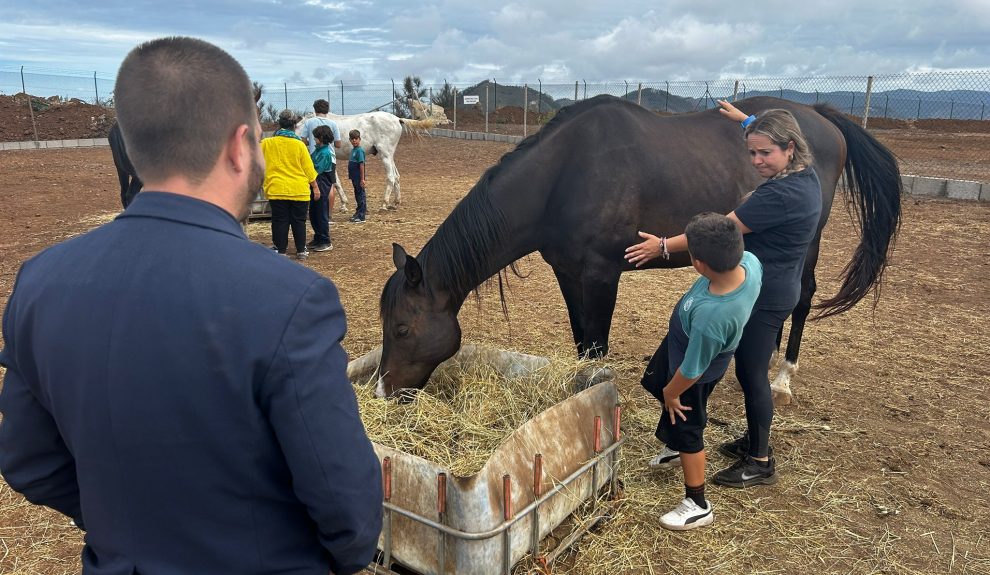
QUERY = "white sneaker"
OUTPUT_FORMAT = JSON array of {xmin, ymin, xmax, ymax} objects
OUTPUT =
[
  {"xmin": 660, "ymin": 498, "xmax": 714, "ymax": 531},
  {"xmin": 648, "ymin": 446, "xmax": 681, "ymax": 469}
]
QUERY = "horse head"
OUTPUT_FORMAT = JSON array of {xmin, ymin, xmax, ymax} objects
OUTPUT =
[{"xmin": 377, "ymin": 243, "xmax": 461, "ymax": 399}]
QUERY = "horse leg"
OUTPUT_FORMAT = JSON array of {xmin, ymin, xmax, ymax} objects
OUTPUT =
[
  {"xmin": 552, "ymin": 268, "xmax": 586, "ymax": 356},
  {"xmin": 334, "ymin": 166, "xmax": 349, "ymax": 212},
  {"xmin": 379, "ymin": 153, "xmax": 400, "ymax": 210},
  {"xmin": 578, "ymin": 267, "xmax": 622, "ymax": 359},
  {"xmin": 772, "ymin": 240, "xmax": 821, "ymax": 405}
]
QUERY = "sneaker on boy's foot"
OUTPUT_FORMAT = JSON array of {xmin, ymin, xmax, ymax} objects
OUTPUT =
[
  {"xmin": 312, "ymin": 243, "xmax": 333, "ymax": 252},
  {"xmin": 717, "ymin": 435, "xmax": 774, "ymax": 460},
  {"xmin": 295, "ymin": 251, "xmax": 310, "ymax": 260},
  {"xmin": 648, "ymin": 446, "xmax": 682, "ymax": 469},
  {"xmin": 659, "ymin": 498, "xmax": 714, "ymax": 531},
  {"xmin": 713, "ymin": 455, "xmax": 778, "ymax": 488}
]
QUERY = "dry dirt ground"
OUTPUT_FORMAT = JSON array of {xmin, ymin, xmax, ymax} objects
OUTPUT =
[{"xmin": 0, "ymin": 131, "xmax": 989, "ymax": 574}]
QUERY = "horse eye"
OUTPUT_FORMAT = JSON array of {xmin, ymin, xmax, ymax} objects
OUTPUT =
[{"xmin": 396, "ymin": 325, "xmax": 410, "ymax": 338}]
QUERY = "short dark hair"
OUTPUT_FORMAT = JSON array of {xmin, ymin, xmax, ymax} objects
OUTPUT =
[
  {"xmin": 685, "ymin": 212, "xmax": 744, "ymax": 273},
  {"xmin": 114, "ymin": 37, "xmax": 255, "ymax": 185},
  {"xmin": 277, "ymin": 109, "xmax": 298, "ymax": 130},
  {"xmin": 313, "ymin": 99, "xmax": 330, "ymax": 114},
  {"xmin": 348, "ymin": 129, "xmax": 361, "ymax": 140},
  {"xmin": 312, "ymin": 125, "xmax": 333, "ymax": 145}
]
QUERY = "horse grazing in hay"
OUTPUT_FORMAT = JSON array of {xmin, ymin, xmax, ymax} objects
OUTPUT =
[
  {"xmin": 377, "ymin": 95, "xmax": 902, "ymax": 401},
  {"xmin": 296, "ymin": 112, "xmax": 434, "ymax": 211}
]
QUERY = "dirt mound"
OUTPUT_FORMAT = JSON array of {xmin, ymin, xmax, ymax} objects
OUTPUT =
[{"xmin": 0, "ymin": 94, "xmax": 115, "ymax": 142}]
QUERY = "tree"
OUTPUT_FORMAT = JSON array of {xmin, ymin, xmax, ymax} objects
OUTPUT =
[
  {"xmin": 393, "ymin": 75, "xmax": 427, "ymax": 118},
  {"xmin": 431, "ymin": 81, "xmax": 456, "ymax": 110}
]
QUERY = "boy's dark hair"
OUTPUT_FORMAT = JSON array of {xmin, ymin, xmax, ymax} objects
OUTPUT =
[
  {"xmin": 115, "ymin": 37, "xmax": 256, "ymax": 185},
  {"xmin": 312, "ymin": 125, "xmax": 333, "ymax": 145},
  {"xmin": 313, "ymin": 99, "xmax": 330, "ymax": 114},
  {"xmin": 685, "ymin": 212, "xmax": 744, "ymax": 273},
  {"xmin": 348, "ymin": 129, "xmax": 361, "ymax": 140}
]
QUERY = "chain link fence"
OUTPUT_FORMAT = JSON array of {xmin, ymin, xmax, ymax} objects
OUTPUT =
[{"xmin": 3, "ymin": 66, "xmax": 988, "ymax": 182}]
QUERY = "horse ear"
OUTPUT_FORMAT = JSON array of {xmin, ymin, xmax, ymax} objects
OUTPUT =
[
  {"xmin": 392, "ymin": 243, "xmax": 423, "ymax": 287},
  {"xmin": 392, "ymin": 243, "xmax": 407, "ymax": 270}
]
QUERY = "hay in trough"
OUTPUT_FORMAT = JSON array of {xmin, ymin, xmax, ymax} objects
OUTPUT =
[{"xmin": 353, "ymin": 353, "xmax": 599, "ymax": 477}]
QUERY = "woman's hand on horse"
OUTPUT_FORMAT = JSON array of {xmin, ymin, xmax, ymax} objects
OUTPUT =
[
  {"xmin": 624, "ymin": 231, "xmax": 661, "ymax": 267},
  {"xmin": 717, "ymin": 99, "xmax": 749, "ymax": 123}
]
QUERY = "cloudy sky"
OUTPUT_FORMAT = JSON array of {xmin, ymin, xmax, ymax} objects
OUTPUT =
[{"xmin": 2, "ymin": 0, "xmax": 988, "ymax": 87}]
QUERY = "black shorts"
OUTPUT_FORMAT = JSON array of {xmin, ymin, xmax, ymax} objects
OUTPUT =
[{"xmin": 641, "ymin": 335, "xmax": 723, "ymax": 454}]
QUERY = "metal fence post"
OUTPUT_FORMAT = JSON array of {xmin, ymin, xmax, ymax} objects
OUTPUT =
[
  {"xmin": 485, "ymin": 83, "xmax": 489, "ymax": 133},
  {"xmin": 637, "ymin": 83, "xmax": 642, "ymax": 106},
  {"xmin": 523, "ymin": 84, "xmax": 528, "ymax": 138},
  {"xmin": 950, "ymin": 99, "xmax": 955, "ymax": 120},
  {"xmin": 862, "ymin": 75, "xmax": 874, "ymax": 128},
  {"xmin": 391, "ymin": 79, "xmax": 396, "ymax": 116},
  {"xmin": 283, "ymin": 83, "xmax": 288, "ymax": 110},
  {"xmin": 574, "ymin": 81, "xmax": 578, "ymax": 102},
  {"xmin": 582, "ymin": 79, "xmax": 586, "ymax": 100},
  {"xmin": 733, "ymin": 80, "xmax": 739, "ymax": 102},
  {"xmin": 624, "ymin": 81, "xmax": 628, "ymax": 100},
  {"xmin": 340, "ymin": 80, "xmax": 345, "ymax": 115},
  {"xmin": 538, "ymin": 79, "xmax": 542, "ymax": 114},
  {"xmin": 93, "ymin": 71, "xmax": 99, "ymax": 105},
  {"xmin": 21, "ymin": 66, "xmax": 39, "ymax": 142},
  {"xmin": 665, "ymin": 82, "xmax": 669, "ymax": 111},
  {"xmin": 453, "ymin": 87, "xmax": 457, "ymax": 130},
  {"xmin": 917, "ymin": 96, "xmax": 922, "ymax": 120}
]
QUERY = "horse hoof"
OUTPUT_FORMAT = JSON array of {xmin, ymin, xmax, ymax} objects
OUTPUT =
[{"xmin": 771, "ymin": 387, "xmax": 793, "ymax": 407}]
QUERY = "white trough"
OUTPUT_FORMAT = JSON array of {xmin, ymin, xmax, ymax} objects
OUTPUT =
[{"xmin": 347, "ymin": 345, "xmax": 622, "ymax": 575}]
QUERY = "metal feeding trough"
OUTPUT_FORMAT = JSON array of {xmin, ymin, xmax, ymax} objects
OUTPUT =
[
  {"xmin": 347, "ymin": 345, "xmax": 623, "ymax": 575},
  {"xmin": 247, "ymin": 189, "xmax": 270, "ymax": 219}
]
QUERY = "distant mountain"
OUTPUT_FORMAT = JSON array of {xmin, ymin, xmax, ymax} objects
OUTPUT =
[
  {"xmin": 709, "ymin": 88, "xmax": 990, "ymax": 120},
  {"xmin": 454, "ymin": 82, "xmax": 990, "ymax": 121}
]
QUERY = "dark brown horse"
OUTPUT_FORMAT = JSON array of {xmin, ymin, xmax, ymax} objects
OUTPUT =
[{"xmin": 377, "ymin": 95, "xmax": 901, "ymax": 399}]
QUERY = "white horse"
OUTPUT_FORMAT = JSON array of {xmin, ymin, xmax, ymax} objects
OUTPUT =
[{"xmin": 297, "ymin": 112, "xmax": 434, "ymax": 211}]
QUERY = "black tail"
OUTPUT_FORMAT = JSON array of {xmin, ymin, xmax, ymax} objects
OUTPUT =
[{"xmin": 813, "ymin": 104, "xmax": 902, "ymax": 319}]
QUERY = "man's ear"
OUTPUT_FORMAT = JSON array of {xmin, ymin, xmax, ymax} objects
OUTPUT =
[{"xmin": 227, "ymin": 124, "xmax": 252, "ymax": 174}]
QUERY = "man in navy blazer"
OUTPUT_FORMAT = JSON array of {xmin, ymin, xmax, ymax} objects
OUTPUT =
[{"xmin": 0, "ymin": 37, "xmax": 382, "ymax": 575}]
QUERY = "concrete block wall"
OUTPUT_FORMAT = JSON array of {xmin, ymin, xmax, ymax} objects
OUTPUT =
[{"xmin": 2, "ymin": 133, "xmax": 987, "ymax": 202}]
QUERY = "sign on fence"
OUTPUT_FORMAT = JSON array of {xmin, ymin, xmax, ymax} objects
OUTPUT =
[{"xmin": 463, "ymin": 95, "xmax": 479, "ymax": 105}]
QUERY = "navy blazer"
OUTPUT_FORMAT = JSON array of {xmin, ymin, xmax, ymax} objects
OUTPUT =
[{"xmin": 0, "ymin": 192, "xmax": 383, "ymax": 575}]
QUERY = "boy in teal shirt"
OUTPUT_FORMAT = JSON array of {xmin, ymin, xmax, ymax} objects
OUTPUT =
[
  {"xmin": 308, "ymin": 125, "xmax": 335, "ymax": 251},
  {"xmin": 640, "ymin": 212, "xmax": 763, "ymax": 530}
]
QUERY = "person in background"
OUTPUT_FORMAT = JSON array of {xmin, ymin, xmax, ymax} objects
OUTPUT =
[
  {"xmin": 262, "ymin": 109, "xmax": 320, "ymax": 259},
  {"xmin": 308, "ymin": 124, "xmax": 336, "ymax": 251},
  {"xmin": 300, "ymin": 99, "xmax": 342, "ymax": 244},
  {"xmin": 0, "ymin": 36, "xmax": 382, "ymax": 575},
  {"xmin": 626, "ymin": 100, "xmax": 822, "ymax": 488},
  {"xmin": 347, "ymin": 128, "xmax": 367, "ymax": 223}
]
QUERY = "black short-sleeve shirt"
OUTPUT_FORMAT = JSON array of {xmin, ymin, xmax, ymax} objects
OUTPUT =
[{"xmin": 734, "ymin": 167, "xmax": 822, "ymax": 311}]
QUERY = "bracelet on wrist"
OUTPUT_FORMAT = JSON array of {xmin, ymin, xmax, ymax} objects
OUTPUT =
[
  {"xmin": 740, "ymin": 115, "xmax": 757, "ymax": 129},
  {"xmin": 659, "ymin": 236, "xmax": 671, "ymax": 260}
]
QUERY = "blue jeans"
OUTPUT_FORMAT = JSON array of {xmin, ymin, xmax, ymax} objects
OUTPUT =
[
  {"xmin": 350, "ymin": 178, "xmax": 367, "ymax": 219},
  {"xmin": 309, "ymin": 171, "xmax": 333, "ymax": 244}
]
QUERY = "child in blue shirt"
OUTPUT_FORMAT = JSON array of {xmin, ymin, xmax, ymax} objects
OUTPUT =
[
  {"xmin": 347, "ymin": 129, "xmax": 367, "ymax": 223},
  {"xmin": 640, "ymin": 213, "xmax": 763, "ymax": 530},
  {"xmin": 308, "ymin": 125, "xmax": 335, "ymax": 251}
]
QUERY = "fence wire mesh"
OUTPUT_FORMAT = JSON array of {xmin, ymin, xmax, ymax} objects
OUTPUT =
[{"xmin": 2, "ymin": 67, "xmax": 988, "ymax": 182}]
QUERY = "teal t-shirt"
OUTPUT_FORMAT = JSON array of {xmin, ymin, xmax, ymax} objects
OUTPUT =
[
  {"xmin": 673, "ymin": 251, "xmax": 763, "ymax": 380},
  {"xmin": 349, "ymin": 147, "xmax": 366, "ymax": 164},
  {"xmin": 311, "ymin": 144, "xmax": 334, "ymax": 174}
]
